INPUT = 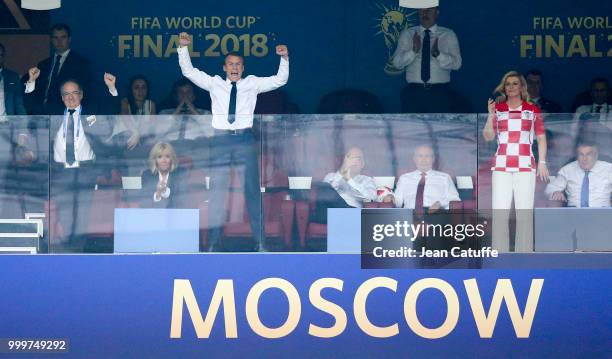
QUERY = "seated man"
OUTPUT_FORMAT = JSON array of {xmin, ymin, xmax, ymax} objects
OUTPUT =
[
  {"xmin": 575, "ymin": 78, "xmax": 611, "ymax": 119},
  {"xmin": 393, "ymin": 144, "xmax": 460, "ymax": 252},
  {"xmin": 158, "ymin": 78, "xmax": 211, "ymax": 142},
  {"xmin": 312, "ymin": 147, "xmax": 377, "ymax": 223},
  {"xmin": 545, "ymin": 141, "xmax": 612, "ymax": 207},
  {"xmin": 393, "ymin": 144, "xmax": 460, "ymax": 212}
]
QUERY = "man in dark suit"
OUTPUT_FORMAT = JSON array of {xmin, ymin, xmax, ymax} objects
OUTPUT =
[
  {"xmin": 0, "ymin": 43, "xmax": 39, "ymax": 227},
  {"xmin": 47, "ymin": 74, "xmax": 119, "ymax": 251},
  {"xmin": 0, "ymin": 43, "xmax": 27, "ymax": 116},
  {"xmin": 525, "ymin": 69, "xmax": 562, "ymax": 114},
  {"xmin": 24, "ymin": 23, "xmax": 91, "ymax": 115}
]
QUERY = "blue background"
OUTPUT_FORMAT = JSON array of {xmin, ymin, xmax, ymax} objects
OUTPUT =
[
  {"xmin": 0, "ymin": 254, "xmax": 611, "ymax": 358},
  {"xmin": 48, "ymin": 0, "xmax": 612, "ymax": 113}
]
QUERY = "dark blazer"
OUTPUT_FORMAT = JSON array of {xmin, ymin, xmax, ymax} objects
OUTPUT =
[
  {"xmin": 536, "ymin": 97, "xmax": 563, "ymax": 114},
  {"xmin": 24, "ymin": 50, "xmax": 91, "ymax": 115},
  {"xmin": 140, "ymin": 168, "xmax": 187, "ymax": 208},
  {"xmin": 2, "ymin": 69, "xmax": 26, "ymax": 115}
]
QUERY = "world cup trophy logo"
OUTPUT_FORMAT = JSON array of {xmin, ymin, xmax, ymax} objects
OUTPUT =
[{"xmin": 374, "ymin": 3, "xmax": 417, "ymax": 75}]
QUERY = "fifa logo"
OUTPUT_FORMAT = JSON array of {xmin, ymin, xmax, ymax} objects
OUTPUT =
[{"xmin": 374, "ymin": 3, "xmax": 417, "ymax": 75}]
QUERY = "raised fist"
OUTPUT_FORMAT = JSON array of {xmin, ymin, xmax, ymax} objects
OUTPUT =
[
  {"xmin": 28, "ymin": 67, "xmax": 40, "ymax": 83},
  {"xmin": 276, "ymin": 45, "xmax": 289, "ymax": 59},
  {"xmin": 103, "ymin": 72, "xmax": 116, "ymax": 89},
  {"xmin": 179, "ymin": 32, "xmax": 191, "ymax": 47}
]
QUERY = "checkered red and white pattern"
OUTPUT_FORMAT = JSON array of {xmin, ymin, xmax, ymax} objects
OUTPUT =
[{"xmin": 491, "ymin": 101, "xmax": 545, "ymax": 172}]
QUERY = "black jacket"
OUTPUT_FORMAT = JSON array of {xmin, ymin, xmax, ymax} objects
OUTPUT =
[
  {"xmin": 24, "ymin": 50, "xmax": 91, "ymax": 115},
  {"xmin": 140, "ymin": 168, "xmax": 188, "ymax": 209},
  {"xmin": 2, "ymin": 68, "xmax": 26, "ymax": 115}
]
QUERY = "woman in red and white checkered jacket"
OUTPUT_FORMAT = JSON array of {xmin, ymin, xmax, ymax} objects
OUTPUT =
[{"xmin": 483, "ymin": 71, "xmax": 549, "ymax": 252}]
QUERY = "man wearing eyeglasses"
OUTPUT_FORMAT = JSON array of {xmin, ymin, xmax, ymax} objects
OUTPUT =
[{"xmin": 34, "ymin": 73, "xmax": 119, "ymax": 249}]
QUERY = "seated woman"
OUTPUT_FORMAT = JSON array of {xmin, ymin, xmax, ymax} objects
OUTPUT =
[
  {"xmin": 121, "ymin": 74, "xmax": 157, "ymax": 116},
  {"xmin": 312, "ymin": 147, "xmax": 378, "ymax": 223},
  {"xmin": 140, "ymin": 142, "xmax": 186, "ymax": 208},
  {"xmin": 109, "ymin": 75, "xmax": 157, "ymax": 175}
]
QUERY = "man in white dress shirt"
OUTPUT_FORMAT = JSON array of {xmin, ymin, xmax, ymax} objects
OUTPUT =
[
  {"xmin": 44, "ymin": 74, "xmax": 119, "ymax": 249},
  {"xmin": 323, "ymin": 147, "xmax": 378, "ymax": 208},
  {"xmin": 393, "ymin": 144, "xmax": 460, "ymax": 211},
  {"xmin": 391, "ymin": 6, "xmax": 462, "ymax": 113},
  {"xmin": 393, "ymin": 144, "xmax": 461, "ymax": 252},
  {"xmin": 177, "ymin": 32, "xmax": 289, "ymax": 251},
  {"xmin": 546, "ymin": 141, "xmax": 612, "ymax": 207}
]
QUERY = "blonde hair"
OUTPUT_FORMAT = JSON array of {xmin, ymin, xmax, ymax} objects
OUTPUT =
[
  {"xmin": 493, "ymin": 71, "xmax": 531, "ymax": 103},
  {"xmin": 148, "ymin": 142, "xmax": 178, "ymax": 174}
]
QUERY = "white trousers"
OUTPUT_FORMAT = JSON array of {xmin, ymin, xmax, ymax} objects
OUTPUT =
[{"xmin": 491, "ymin": 171, "xmax": 535, "ymax": 252}]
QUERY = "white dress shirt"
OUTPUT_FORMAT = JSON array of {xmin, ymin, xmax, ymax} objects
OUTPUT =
[
  {"xmin": 394, "ymin": 170, "xmax": 460, "ymax": 209},
  {"xmin": 323, "ymin": 172, "xmax": 377, "ymax": 208},
  {"xmin": 391, "ymin": 24, "xmax": 462, "ymax": 84},
  {"xmin": 574, "ymin": 103, "xmax": 611, "ymax": 124},
  {"xmin": 177, "ymin": 46, "xmax": 289, "ymax": 130},
  {"xmin": 53, "ymin": 105, "xmax": 95, "ymax": 165},
  {"xmin": 545, "ymin": 160, "xmax": 612, "ymax": 207},
  {"xmin": 157, "ymin": 108, "xmax": 213, "ymax": 140}
]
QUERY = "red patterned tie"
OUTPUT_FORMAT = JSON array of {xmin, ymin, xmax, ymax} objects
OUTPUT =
[{"xmin": 415, "ymin": 172, "xmax": 426, "ymax": 215}]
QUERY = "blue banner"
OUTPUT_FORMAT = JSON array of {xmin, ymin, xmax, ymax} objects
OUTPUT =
[
  {"xmin": 1, "ymin": 254, "xmax": 611, "ymax": 358},
  {"xmin": 46, "ymin": 0, "xmax": 612, "ymax": 113}
]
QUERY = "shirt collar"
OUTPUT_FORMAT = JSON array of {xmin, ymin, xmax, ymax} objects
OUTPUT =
[
  {"xmin": 66, "ymin": 105, "xmax": 82, "ymax": 114},
  {"xmin": 55, "ymin": 49, "xmax": 71, "ymax": 59},
  {"xmin": 419, "ymin": 24, "xmax": 438, "ymax": 33},
  {"xmin": 225, "ymin": 77, "xmax": 242, "ymax": 85},
  {"xmin": 415, "ymin": 169, "xmax": 433, "ymax": 176},
  {"xmin": 588, "ymin": 161, "xmax": 603, "ymax": 174}
]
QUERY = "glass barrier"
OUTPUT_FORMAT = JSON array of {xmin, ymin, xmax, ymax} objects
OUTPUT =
[
  {"xmin": 0, "ymin": 113, "xmax": 610, "ymax": 254},
  {"xmin": 0, "ymin": 116, "xmax": 50, "ymax": 253}
]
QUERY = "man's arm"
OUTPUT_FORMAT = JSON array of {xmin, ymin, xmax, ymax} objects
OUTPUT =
[
  {"xmin": 177, "ymin": 32, "xmax": 214, "ymax": 91},
  {"xmin": 393, "ymin": 177, "xmax": 406, "ymax": 208},
  {"xmin": 391, "ymin": 29, "xmax": 418, "ymax": 70},
  {"xmin": 545, "ymin": 169, "xmax": 568, "ymax": 200},
  {"xmin": 434, "ymin": 29, "xmax": 462, "ymax": 71},
  {"xmin": 24, "ymin": 67, "xmax": 40, "ymax": 94},
  {"xmin": 346, "ymin": 176, "xmax": 378, "ymax": 202},
  {"xmin": 441, "ymin": 174, "xmax": 461, "ymax": 209},
  {"xmin": 255, "ymin": 45, "xmax": 289, "ymax": 93}
]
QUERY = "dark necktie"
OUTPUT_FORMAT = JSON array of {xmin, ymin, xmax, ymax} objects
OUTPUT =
[
  {"xmin": 45, "ymin": 54, "xmax": 62, "ymax": 103},
  {"xmin": 421, "ymin": 29, "xmax": 431, "ymax": 83},
  {"xmin": 580, "ymin": 170, "xmax": 589, "ymax": 208},
  {"xmin": 178, "ymin": 115, "xmax": 188, "ymax": 140},
  {"xmin": 66, "ymin": 109, "xmax": 76, "ymax": 165},
  {"xmin": 228, "ymin": 81, "xmax": 237, "ymax": 124},
  {"xmin": 415, "ymin": 172, "xmax": 426, "ymax": 215}
]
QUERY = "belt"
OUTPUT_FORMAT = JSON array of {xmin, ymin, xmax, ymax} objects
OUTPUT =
[
  {"xmin": 53, "ymin": 160, "xmax": 94, "ymax": 170},
  {"xmin": 408, "ymin": 82, "xmax": 449, "ymax": 90},
  {"xmin": 213, "ymin": 128, "xmax": 252, "ymax": 136}
]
